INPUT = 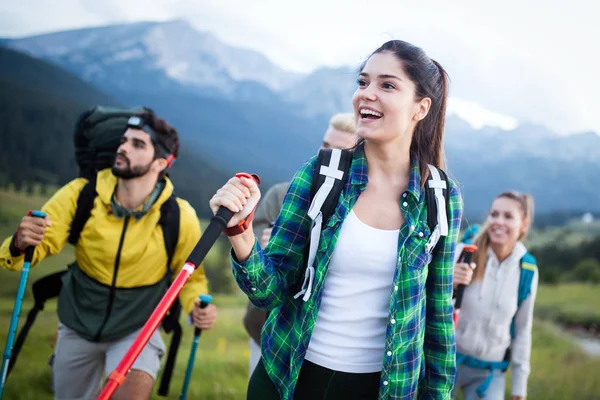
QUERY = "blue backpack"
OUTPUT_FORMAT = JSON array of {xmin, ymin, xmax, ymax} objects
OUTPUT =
[{"xmin": 455, "ymin": 224, "xmax": 537, "ymax": 397}]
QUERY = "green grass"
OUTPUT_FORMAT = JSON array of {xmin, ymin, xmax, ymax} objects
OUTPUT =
[
  {"xmin": 0, "ymin": 293, "xmax": 252, "ymax": 400},
  {"xmin": 2, "ymin": 188, "xmax": 600, "ymax": 399},
  {"xmin": 0, "ymin": 224, "xmax": 252, "ymax": 399},
  {"xmin": 0, "ymin": 187, "xmax": 253, "ymax": 399},
  {"xmin": 3, "ymin": 273, "xmax": 600, "ymax": 399},
  {"xmin": 523, "ymin": 320, "xmax": 600, "ymax": 399},
  {"xmin": 453, "ymin": 322, "xmax": 600, "ymax": 400},
  {"xmin": 4, "ymin": 294, "xmax": 600, "ymax": 400},
  {"xmin": 525, "ymin": 223, "xmax": 600, "ymax": 249},
  {"xmin": 535, "ymin": 283, "xmax": 600, "ymax": 328},
  {"xmin": 0, "ymin": 187, "xmax": 52, "ymax": 235}
]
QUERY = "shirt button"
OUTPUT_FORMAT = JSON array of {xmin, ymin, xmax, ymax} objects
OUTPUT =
[
  {"xmin": 418, "ymin": 232, "xmax": 424, "ymax": 238},
  {"xmin": 387, "ymin": 351, "xmax": 392, "ymax": 356},
  {"xmin": 402, "ymin": 193, "xmax": 407, "ymax": 198},
  {"xmin": 383, "ymin": 380, "xmax": 389, "ymax": 386},
  {"xmin": 402, "ymin": 202, "xmax": 408, "ymax": 207},
  {"xmin": 410, "ymin": 225, "xmax": 415, "ymax": 231},
  {"xmin": 391, "ymin": 319, "xmax": 396, "ymax": 324},
  {"xmin": 251, "ymin": 287, "xmax": 257, "ymax": 291},
  {"xmin": 394, "ymin": 285, "xmax": 398, "ymax": 291}
]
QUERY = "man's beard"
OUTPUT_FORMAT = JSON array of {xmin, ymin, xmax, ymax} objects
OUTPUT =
[{"xmin": 111, "ymin": 153, "xmax": 152, "ymax": 180}]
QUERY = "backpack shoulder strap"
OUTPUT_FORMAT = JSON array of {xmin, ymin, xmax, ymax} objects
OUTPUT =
[
  {"xmin": 158, "ymin": 193, "xmax": 182, "ymax": 396},
  {"xmin": 68, "ymin": 175, "xmax": 98, "ymax": 245},
  {"xmin": 294, "ymin": 148, "xmax": 353, "ymax": 302},
  {"xmin": 424, "ymin": 165, "xmax": 450, "ymax": 255},
  {"xmin": 509, "ymin": 251, "xmax": 537, "ymax": 339},
  {"xmin": 159, "ymin": 194, "xmax": 180, "ymax": 275},
  {"xmin": 309, "ymin": 148, "xmax": 353, "ymax": 227},
  {"xmin": 517, "ymin": 252, "xmax": 537, "ymax": 308}
]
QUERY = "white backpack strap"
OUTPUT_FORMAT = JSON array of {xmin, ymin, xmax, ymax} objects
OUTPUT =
[
  {"xmin": 294, "ymin": 149, "xmax": 345, "ymax": 302},
  {"xmin": 427, "ymin": 165, "xmax": 449, "ymax": 237},
  {"xmin": 307, "ymin": 149, "xmax": 344, "ymax": 220},
  {"xmin": 424, "ymin": 165, "xmax": 449, "ymax": 255}
]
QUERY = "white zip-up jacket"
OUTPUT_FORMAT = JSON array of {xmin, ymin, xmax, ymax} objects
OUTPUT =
[{"xmin": 454, "ymin": 241, "xmax": 538, "ymax": 397}]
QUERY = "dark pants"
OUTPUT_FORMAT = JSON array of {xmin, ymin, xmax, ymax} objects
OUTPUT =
[{"xmin": 248, "ymin": 357, "xmax": 381, "ymax": 400}]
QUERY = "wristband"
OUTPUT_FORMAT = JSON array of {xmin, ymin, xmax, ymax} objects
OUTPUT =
[
  {"xmin": 10, "ymin": 231, "xmax": 25, "ymax": 256},
  {"xmin": 223, "ymin": 206, "xmax": 257, "ymax": 236}
]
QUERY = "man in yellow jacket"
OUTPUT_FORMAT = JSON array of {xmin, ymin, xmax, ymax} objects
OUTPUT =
[{"xmin": 0, "ymin": 109, "xmax": 217, "ymax": 400}]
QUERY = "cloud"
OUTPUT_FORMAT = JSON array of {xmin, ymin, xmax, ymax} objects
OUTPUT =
[{"xmin": 0, "ymin": 0, "xmax": 597, "ymax": 134}]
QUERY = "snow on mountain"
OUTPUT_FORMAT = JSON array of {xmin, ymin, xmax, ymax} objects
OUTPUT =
[{"xmin": 6, "ymin": 19, "xmax": 302, "ymax": 93}]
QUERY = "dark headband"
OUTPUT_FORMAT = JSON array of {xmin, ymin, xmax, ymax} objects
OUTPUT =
[{"xmin": 127, "ymin": 116, "xmax": 176, "ymax": 167}]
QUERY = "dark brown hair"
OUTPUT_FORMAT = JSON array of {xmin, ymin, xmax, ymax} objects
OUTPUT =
[
  {"xmin": 139, "ymin": 110, "xmax": 180, "ymax": 159},
  {"xmin": 360, "ymin": 40, "xmax": 450, "ymax": 187}
]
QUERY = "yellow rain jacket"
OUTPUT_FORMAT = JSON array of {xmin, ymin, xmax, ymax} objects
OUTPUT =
[{"xmin": 0, "ymin": 169, "xmax": 209, "ymax": 342}]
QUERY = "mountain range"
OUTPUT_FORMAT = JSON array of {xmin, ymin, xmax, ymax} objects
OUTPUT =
[{"xmin": 1, "ymin": 19, "xmax": 599, "ymax": 218}]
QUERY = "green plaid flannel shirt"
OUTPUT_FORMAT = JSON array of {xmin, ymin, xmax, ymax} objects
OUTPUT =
[{"xmin": 232, "ymin": 144, "xmax": 463, "ymax": 399}]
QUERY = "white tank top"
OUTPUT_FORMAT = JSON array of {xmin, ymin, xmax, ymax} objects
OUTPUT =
[{"xmin": 304, "ymin": 209, "xmax": 399, "ymax": 373}]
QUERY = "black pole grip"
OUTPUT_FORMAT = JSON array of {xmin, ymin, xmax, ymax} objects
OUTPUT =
[
  {"xmin": 462, "ymin": 250, "xmax": 474, "ymax": 266},
  {"xmin": 454, "ymin": 247, "xmax": 477, "ymax": 310},
  {"xmin": 454, "ymin": 285, "xmax": 467, "ymax": 310},
  {"xmin": 186, "ymin": 207, "xmax": 235, "ymax": 268},
  {"xmin": 193, "ymin": 300, "xmax": 211, "ymax": 336},
  {"xmin": 23, "ymin": 210, "xmax": 46, "ymax": 263},
  {"xmin": 186, "ymin": 172, "xmax": 259, "ymax": 268},
  {"xmin": 24, "ymin": 246, "xmax": 35, "ymax": 263}
]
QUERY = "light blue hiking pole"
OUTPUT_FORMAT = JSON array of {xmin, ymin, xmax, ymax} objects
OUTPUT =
[
  {"xmin": 179, "ymin": 294, "xmax": 213, "ymax": 400},
  {"xmin": 0, "ymin": 210, "xmax": 46, "ymax": 398}
]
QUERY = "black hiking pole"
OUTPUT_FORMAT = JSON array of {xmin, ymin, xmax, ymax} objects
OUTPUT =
[
  {"xmin": 179, "ymin": 294, "xmax": 213, "ymax": 400},
  {"xmin": 97, "ymin": 173, "xmax": 259, "ymax": 400},
  {"xmin": 0, "ymin": 210, "xmax": 47, "ymax": 399},
  {"xmin": 453, "ymin": 244, "xmax": 477, "ymax": 328}
]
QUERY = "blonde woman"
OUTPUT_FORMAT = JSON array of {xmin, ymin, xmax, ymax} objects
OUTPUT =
[{"xmin": 452, "ymin": 191, "xmax": 538, "ymax": 400}]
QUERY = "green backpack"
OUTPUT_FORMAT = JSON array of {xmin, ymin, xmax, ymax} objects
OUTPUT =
[{"xmin": 73, "ymin": 105, "xmax": 151, "ymax": 180}]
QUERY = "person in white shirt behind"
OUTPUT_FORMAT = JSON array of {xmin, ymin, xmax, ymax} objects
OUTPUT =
[{"xmin": 452, "ymin": 190, "xmax": 538, "ymax": 400}]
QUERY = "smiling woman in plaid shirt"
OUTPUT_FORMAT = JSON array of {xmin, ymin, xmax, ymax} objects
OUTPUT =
[{"xmin": 210, "ymin": 40, "xmax": 463, "ymax": 400}]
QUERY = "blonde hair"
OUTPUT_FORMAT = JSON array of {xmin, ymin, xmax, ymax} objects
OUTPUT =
[
  {"xmin": 329, "ymin": 112, "xmax": 356, "ymax": 134},
  {"xmin": 472, "ymin": 191, "xmax": 535, "ymax": 282}
]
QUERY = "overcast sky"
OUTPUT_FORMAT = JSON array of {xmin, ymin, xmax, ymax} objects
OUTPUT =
[{"xmin": 1, "ymin": 0, "xmax": 597, "ymax": 135}]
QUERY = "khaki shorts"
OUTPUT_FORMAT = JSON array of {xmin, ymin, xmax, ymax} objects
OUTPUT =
[{"xmin": 52, "ymin": 322, "xmax": 165, "ymax": 400}]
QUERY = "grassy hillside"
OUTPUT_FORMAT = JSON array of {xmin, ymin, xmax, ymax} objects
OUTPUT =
[
  {"xmin": 535, "ymin": 284, "xmax": 600, "ymax": 329},
  {"xmin": 1, "ymin": 189, "xmax": 600, "ymax": 399}
]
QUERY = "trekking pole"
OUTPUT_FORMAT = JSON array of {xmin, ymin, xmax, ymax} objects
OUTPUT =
[
  {"xmin": 453, "ymin": 244, "xmax": 478, "ymax": 328},
  {"xmin": 7, "ymin": 270, "xmax": 66, "ymax": 376},
  {"xmin": 97, "ymin": 173, "xmax": 259, "ymax": 400},
  {"xmin": 179, "ymin": 294, "xmax": 213, "ymax": 400},
  {"xmin": 0, "ymin": 210, "xmax": 47, "ymax": 399}
]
